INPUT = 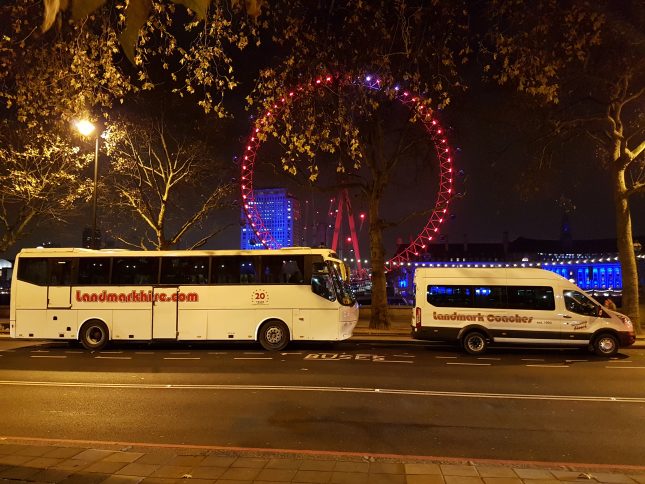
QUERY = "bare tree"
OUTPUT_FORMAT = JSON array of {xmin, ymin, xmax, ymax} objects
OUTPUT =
[{"xmin": 103, "ymin": 116, "xmax": 235, "ymax": 250}]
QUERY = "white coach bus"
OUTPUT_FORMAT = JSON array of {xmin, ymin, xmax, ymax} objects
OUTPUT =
[
  {"xmin": 10, "ymin": 247, "xmax": 359, "ymax": 351},
  {"xmin": 412, "ymin": 267, "xmax": 635, "ymax": 356}
]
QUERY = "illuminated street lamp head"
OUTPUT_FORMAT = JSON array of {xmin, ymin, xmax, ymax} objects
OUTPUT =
[{"xmin": 74, "ymin": 119, "xmax": 96, "ymax": 137}]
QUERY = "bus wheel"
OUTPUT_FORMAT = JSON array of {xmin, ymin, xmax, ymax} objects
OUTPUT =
[
  {"xmin": 593, "ymin": 333, "xmax": 618, "ymax": 357},
  {"xmin": 463, "ymin": 331, "xmax": 487, "ymax": 355},
  {"xmin": 80, "ymin": 320, "xmax": 109, "ymax": 350},
  {"xmin": 259, "ymin": 320, "xmax": 290, "ymax": 351}
]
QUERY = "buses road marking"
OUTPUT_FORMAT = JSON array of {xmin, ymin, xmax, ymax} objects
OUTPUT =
[{"xmin": 1, "ymin": 380, "xmax": 643, "ymax": 403}]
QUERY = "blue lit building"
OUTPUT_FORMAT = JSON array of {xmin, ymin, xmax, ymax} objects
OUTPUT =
[
  {"xmin": 240, "ymin": 188, "xmax": 303, "ymax": 249},
  {"xmin": 389, "ymin": 233, "xmax": 644, "ymax": 301}
]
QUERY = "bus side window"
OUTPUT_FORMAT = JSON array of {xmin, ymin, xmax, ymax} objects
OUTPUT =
[
  {"xmin": 78, "ymin": 258, "xmax": 110, "ymax": 285},
  {"xmin": 17, "ymin": 258, "xmax": 48, "ymax": 286},
  {"xmin": 49, "ymin": 259, "xmax": 73, "ymax": 286},
  {"xmin": 281, "ymin": 257, "xmax": 304, "ymax": 284},
  {"xmin": 112, "ymin": 257, "xmax": 159, "ymax": 285},
  {"xmin": 161, "ymin": 257, "xmax": 209, "ymax": 285}
]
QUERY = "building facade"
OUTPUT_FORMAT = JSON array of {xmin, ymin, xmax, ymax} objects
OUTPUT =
[{"xmin": 240, "ymin": 188, "xmax": 303, "ymax": 249}]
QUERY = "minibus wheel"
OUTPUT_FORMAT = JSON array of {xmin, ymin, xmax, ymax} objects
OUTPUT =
[
  {"xmin": 462, "ymin": 331, "xmax": 487, "ymax": 355},
  {"xmin": 592, "ymin": 333, "xmax": 618, "ymax": 357},
  {"xmin": 259, "ymin": 320, "xmax": 290, "ymax": 351},
  {"xmin": 80, "ymin": 320, "xmax": 109, "ymax": 351}
]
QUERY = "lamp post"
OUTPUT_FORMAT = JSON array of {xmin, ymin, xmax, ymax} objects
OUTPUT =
[{"xmin": 74, "ymin": 119, "xmax": 99, "ymax": 249}]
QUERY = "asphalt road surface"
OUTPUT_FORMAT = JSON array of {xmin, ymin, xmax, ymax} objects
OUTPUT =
[{"xmin": 1, "ymin": 339, "xmax": 644, "ymax": 466}]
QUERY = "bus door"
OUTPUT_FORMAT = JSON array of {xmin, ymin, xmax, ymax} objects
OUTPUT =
[
  {"xmin": 152, "ymin": 287, "xmax": 179, "ymax": 339},
  {"xmin": 47, "ymin": 259, "xmax": 73, "ymax": 308}
]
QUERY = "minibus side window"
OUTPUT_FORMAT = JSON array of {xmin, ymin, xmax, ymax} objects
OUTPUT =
[
  {"xmin": 473, "ymin": 286, "xmax": 505, "ymax": 308},
  {"xmin": 427, "ymin": 285, "xmax": 472, "ymax": 307},
  {"xmin": 507, "ymin": 286, "xmax": 555, "ymax": 311},
  {"xmin": 563, "ymin": 290, "xmax": 598, "ymax": 316}
]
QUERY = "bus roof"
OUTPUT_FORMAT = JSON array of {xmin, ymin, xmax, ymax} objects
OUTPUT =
[
  {"xmin": 16, "ymin": 247, "xmax": 341, "ymax": 260},
  {"xmin": 414, "ymin": 267, "xmax": 568, "ymax": 281}
]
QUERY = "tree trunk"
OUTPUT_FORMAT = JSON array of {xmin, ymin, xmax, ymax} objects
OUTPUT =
[
  {"xmin": 368, "ymin": 208, "xmax": 389, "ymax": 329},
  {"xmin": 612, "ymin": 166, "xmax": 641, "ymax": 333}
]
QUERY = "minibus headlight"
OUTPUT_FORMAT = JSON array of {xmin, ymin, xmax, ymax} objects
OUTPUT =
[{"xmin": 617, "ymin": 314, "xmax": 633, "ymax": 330}]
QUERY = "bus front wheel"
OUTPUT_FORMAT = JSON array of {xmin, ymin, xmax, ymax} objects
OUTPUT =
[
  {"xmin": 80, "ymin": 320, "xmax": 109, "ymax": 350},
  {"xmin": 259, "ymin": 320, "xmax": 290, "ymax": 351}
]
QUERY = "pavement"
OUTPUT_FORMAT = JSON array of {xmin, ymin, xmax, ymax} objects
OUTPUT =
[{"xmin": 1, "ymin": 315, "xmax": 645, "ymax": 482}]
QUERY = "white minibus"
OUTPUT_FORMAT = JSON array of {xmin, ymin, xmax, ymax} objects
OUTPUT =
[
  {"xmin": 10, "ymin": 247, "xmax": 359, "ymax": 351},
  {"xmin": 412, "ymin": 267, "xmax": 635, "ymax": 356}
]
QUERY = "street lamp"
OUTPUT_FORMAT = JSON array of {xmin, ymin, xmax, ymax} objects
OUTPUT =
[{"xmin": 74, "ymin": 119, "xmax": 99, "ymax": 249}]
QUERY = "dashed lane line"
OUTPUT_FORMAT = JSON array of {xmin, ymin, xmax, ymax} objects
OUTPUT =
[
  {"xmin": 163, "ymin": 357, "xmax": 201, "ymax": 360},
  {"xmin": 446, "ymin": 362, "xmax": 491, "ymax": 366},
  {"xmin": 29, "ymin": 355, "xmax": 67, "ymax": 359},
  {"xmin": 525, "ymin": 364, "xmax": 569, "ymax": 368},
  {"xmin": 605, "ymin": 366, "xmax": 645, "ymax": 369},
  {"xmin": 95, "ymin": 356, "xmax": 132, "ymax": 360}
]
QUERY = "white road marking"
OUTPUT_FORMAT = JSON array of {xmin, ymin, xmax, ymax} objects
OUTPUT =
[
  {"xmin": 281, "ymin": 352, "xmax": 304, "ymax": 355},
  {"xmin": 29, "ymin": 356, "xmax": 66, "ymax": 359},
  {"xmin": 446, "ymin": 362, "xmax": 491, "ymax": 366},
  {"xmin": 99, "ymin": 351, "xmax": 124, "ymax": 354},
  {"xmin": 30, "ymin": 350, "xmax": 50, "ymax": 353},
  {"xmin": 94, "ymin": 356, "xmax": 132, "ymax": 360},
  {"xmin": 436, "ymin": 356, "xmax": 457, "ymax": 359},
  {"xmin": 477, "ymin": 357, "xmax": 501, "ymax": 361},
  {"xmin": 607, "ymin": 360, "xmax": 633, "ymax": 363},
  {"xmin": 525, "ymin": 364, "xmax": 569, "ymax": 368},
  {"xmin": 565, "ymin": 360, "xmax": 589, "ymax": 363},
  {"xmin": 1, "ymin": 380, "xmax": 643, "ymax": 403},
  {"xmin": 207, "ymin": 352, "xmax": 228, "ymax": 355},
  {"xmin": 169, "ymin": 352, "xmax": 191, "ymax": 355},
  {"xmin": 64, "ymin": 351, "xmax": 84, "ymax": 354},
  {"xmin": 243, "ymin": 352, "xmax": 265, "ymax": 355},
  {"xmin": 393, "ymin": 355, "xmax": 415, "ymax": 358},
  {"xmin": 374, "ymin": 360, "xmax": 414, "ymax": 364},
  {"xmin": 135, "ymin": 352, "xmax": 155, "ymax": 355},
  {"xmin": 605, "ymin": 366, "xmax": 645, "ymax": 369},
  {"xmin": 234, "ymin": 357, "xmax": 273, "ymax": 360},
  {"xmin": 521, "ymin": 358, "xmax": 544, "ymax": 361},
  {"xmin": 163, "ymin": 357, "xmax": 200, "ymax": 360}
]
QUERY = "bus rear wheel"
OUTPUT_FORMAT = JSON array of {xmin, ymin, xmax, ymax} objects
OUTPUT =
[
  {"xmin": 80, "ymin": 320, "xmax": 109, "ymax": 350},
  {"xmin": 462, "ymin": 331, "xmax": 487, "ymax": 355},
  {"xmin": 259, "ymin": 320, "xmax": 290, "ymax": 351}
]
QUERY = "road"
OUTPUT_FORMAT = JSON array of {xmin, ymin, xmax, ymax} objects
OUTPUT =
[{"xmin": 1, "ymin": 338, "xmax": 644, "ymax": 466}]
